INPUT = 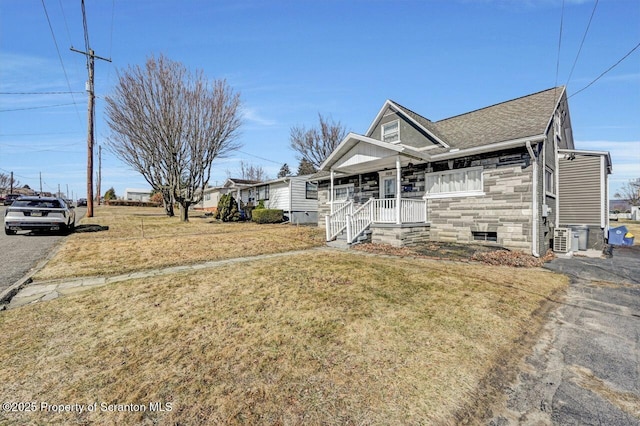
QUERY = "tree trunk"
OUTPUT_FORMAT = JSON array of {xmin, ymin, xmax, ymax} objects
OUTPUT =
[
  {"xmin": 179, "ymin": 202, "xmax": 190, "ymax": 222},
  {"xmin": 162, "ymin": 190, "xmax": 174, "ymax": 217}
]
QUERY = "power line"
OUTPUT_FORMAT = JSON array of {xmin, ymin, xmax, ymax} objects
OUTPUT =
[
  {"xmin": 569, "ymin": 41, "xmax": 640, "ymax": 99},
  {"xmin": 0, "ymin": 103, "xmax": 80, "ymax": 112},
  {"xmin": 237, "ymin": 150, "xmax": 282, "ymax": 165},
  {"xmin": 0, "ymin": 91, "xmax": 83, "ymax": 95},
  {"xmin": 40, "ymin": 0, "xmax": 82, "ymax": 125},
  {"xmin": 554, "ymin": 0, "xmax": 565, "ymax": 89},
  {"xmin": 565, "ymin": 0, "xmax": 599, "ymax": 88}
]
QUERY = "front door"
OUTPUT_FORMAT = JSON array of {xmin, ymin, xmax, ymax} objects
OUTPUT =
[{"xmin": 382, "ymin": 176, "xmax": 396, "ymax": 199}]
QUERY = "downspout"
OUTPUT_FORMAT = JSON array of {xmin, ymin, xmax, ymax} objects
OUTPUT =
[{"xmin": 526, "ymin": 141, "xmax": 540, "ymax": 257}]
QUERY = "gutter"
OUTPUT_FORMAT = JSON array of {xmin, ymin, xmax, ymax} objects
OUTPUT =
[
  {"xmin": 430, "ymin": 134, "xmax": 546, "ymax": 161},
  {"xmin": 526, "ymin": 141, "xmax": 540, "ymax": 257}
]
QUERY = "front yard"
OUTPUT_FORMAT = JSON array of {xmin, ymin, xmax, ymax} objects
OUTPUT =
[{"xmin": 1, "ymin": 206, "xmax": 568, "ymax": 424}]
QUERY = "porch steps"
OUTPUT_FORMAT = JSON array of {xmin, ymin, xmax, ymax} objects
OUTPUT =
[{"xmin": 327, "ymin": 228, "xmax": 372, "ymax": 249}]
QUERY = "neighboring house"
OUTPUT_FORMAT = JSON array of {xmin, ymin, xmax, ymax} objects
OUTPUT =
[
  {"xmin": 314, "ymin": 86, "xmax": 612, "ymax": 254},
  {"xmin": 124, "ymin": 188, "xmax": 153, "ymax": 202},
  {"xmin": 198, "ymin": 178, "xmax": 262, "ymax": 212},
  {"xmin": 238, "ymin": 175, "xmax": 318, "ymax": 224}
]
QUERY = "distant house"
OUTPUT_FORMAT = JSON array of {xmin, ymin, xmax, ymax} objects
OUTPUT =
[
  {"xmin": 238, "ymin": 175, "xmax": 318, "ymax": 224},
  {"xmin": 314, "ymin": 86, "xmax": 612, "ymax": 254},
  {"xmin": 198, "ymin": 178, "xmax": 262, "ymax": 212},
  {"xmin": 198, "ymin": 176, "xmax": 319, "ymax": 224},
  {"xmin": 124, "ymin": 188, "xmax": 153, "ymax": 202}
]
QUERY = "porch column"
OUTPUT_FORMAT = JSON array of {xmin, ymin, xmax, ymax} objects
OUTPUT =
[
  {"xmin": 396, "ymin": 156, "xmax": 401, "ymax": 224},
  {"xmin": 330, "ymin": 169, "xmax": 335, "ymax": 214}
]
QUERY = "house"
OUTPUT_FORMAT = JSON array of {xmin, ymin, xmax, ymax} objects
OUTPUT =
[
  {"xmin": 198, "ymin": 176, "xmax": 318, "ymax": 224},
  {"xmin": 198, "ymin": 178, "xmax": 261, "ymax": 212},
  {"xmin": 238, "ymin": 175, "xmax": 318, "ymax": 224},
  {"xmin": 315, "ymin": 86, "xmax": 612, "ymax": 255},
  {"xmin": 124, "ymin": 188, "xmax": 153, "ymax": 202}
]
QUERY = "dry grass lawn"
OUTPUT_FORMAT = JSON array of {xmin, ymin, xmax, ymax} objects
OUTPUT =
[
  {"xmin": 0, "ymin": 251, "xmax": 568, "ymax": 425},
  {"xmin": 34, "ymin": 205, "xmax": 325, "ymax": 280}
]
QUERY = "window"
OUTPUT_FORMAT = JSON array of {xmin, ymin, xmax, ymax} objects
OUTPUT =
[
  {"xmin": 472, "ymin": 231, "xmax": 497, "ymax": 242},
  {"xmin": 256, "ymin": 185, "xmax": 269, "ymax": 200},
  {"xmin": 305, "ymin": 182, "xmax": 318, "ymax": 200},
  {"xmin": 333, "ymin": 184, "xmax": 354, "ymax": 201},
  {"xmin": 425, "ymin": 167, "xmax": 483, "ymax": 197},
  {"xmin": 545, "ymin": 167, "xmax": 555, "ymax": 195},
  {"xmin": 382, "ymin": 120, "xmax": 399, "ymax": 143}
]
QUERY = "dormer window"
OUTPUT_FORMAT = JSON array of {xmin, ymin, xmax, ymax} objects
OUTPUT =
[{"xmin": 382, "ymin": 120, "xmax": 399, "ymax": 143}]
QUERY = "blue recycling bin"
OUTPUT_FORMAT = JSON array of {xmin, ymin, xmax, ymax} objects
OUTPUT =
[
  {"xmin": 608, "ymin": 226, "xmax": 628, "ymax": 245},
  {"xmin": 623, "ymin": 233, "xmax": 635, "ymax": 246}
]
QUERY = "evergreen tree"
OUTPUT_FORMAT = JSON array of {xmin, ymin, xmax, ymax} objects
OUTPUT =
[
  {"xmin": 297, "ymin": 158, "xmax": 317, "ymax": 175},
  {"xmin": 277, "ymin": 163, "xmax": 292, "ymax": 178}
]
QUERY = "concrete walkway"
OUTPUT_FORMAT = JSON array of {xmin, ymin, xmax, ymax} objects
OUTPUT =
[{"xmin": 6, "ymin": 247, "xmax": 336, "ymax": 309}]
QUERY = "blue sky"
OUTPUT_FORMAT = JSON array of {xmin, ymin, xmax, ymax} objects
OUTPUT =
[{"xmin": 1, "ymin": 0, "xmax": 638, "ymax": 200}]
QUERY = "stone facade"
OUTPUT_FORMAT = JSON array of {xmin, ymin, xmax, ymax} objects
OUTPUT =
[
  {"xmin": 371, "ymin": 223, "xmax": 431, "ymax": 247},
  {"xmin": 428, "ymin": 164, "xmax": 533, "ymax": 252},
  {"xmin": 317, "ymin": 149, "xmax": 537, "ymax": 253}
]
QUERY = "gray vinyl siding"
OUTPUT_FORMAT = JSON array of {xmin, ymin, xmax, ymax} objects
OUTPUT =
[
  {"xmin": 291, "ymin": 179, "xmax": 318, "ymax": 212},
  {"xmin": 558, "ymin": 155, "xmax": 602, "ymax": 225},
  {"xmin": 369, "ymin": 109, "xmax": 439, "ymax": 149}
]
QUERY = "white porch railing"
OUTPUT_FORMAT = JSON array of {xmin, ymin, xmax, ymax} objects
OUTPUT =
[
  {"xmin": 326, "ymin": 198, "xmax": 428, "ymax": 243},
  {"xmin": 325, "ymin": 201, "xmax": 353, "ymax": 241}
]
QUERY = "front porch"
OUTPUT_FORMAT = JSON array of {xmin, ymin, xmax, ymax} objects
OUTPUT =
[{"xmin": 325, "ymin": 198, "xmax": 429, "ymax": 244}]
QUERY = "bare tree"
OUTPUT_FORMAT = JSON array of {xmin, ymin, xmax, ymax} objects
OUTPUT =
[
  {"xmin": 614, "ymin": 178, "xmax": 640, "ymax": 207},
  {"xmin": 0, "ymin": 172, "xmax": 19, "ymax": 193},
  {"xmin": 290, "ymin": 113, "xmax": 348, "ymax": 169},
  {"xmin": 237, "ymin": 160, "xmax": 267, "ymax": 182},
  {"xmin": 105, "ymin": 54, "xmax": 242, "ymax": 221}
]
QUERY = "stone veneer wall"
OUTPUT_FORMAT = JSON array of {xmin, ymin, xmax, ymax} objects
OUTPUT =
[
  {"xmin": 370, "ymin": 223, "xmax": 431, "ymax": 247},
  {"xmin": 428, "ymin": 164, "xmax": 533, "ymax": 252}
]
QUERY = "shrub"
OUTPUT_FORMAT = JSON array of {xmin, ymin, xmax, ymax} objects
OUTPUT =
[
  {"xmin": 252, "ymin": 209, "xmax": 283, "ymax": 224},
  {"xmin": 216, "ymin": 194, "xmax": 241, "ymax": 222}
]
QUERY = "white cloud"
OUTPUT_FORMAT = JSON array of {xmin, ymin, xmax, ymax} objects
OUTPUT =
[{"xmin": 241, "ymin": 107, "xmax": 277, "ymax": 127}]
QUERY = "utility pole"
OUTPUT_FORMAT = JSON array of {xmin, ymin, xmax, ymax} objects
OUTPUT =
[
  {"xmin": 70, "ymin": 0, "xmax": 111, "ymax": 217},
  {"xmin": 10, "ymin": 171, "xmax": 13, "ymax": 194},
  {"xmin": 39, "ymin": 172, "xmax": 42, "ymax": 195},
  {"xmin": 97, "ymin": 144, "xmax": 102, "ymax": 205}
]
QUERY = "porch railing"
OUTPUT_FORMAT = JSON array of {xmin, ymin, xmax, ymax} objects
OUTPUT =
[
  {"xmin": 325, "ymin": 201, "xmax": 353, "ymax": 241},
  {"xmin": 326, "ymin": 198, "xmax": 428, "ymax": 243},
  {"xmin": 346, "ymin": 199, "xmax": 374, "ymax": 243}
]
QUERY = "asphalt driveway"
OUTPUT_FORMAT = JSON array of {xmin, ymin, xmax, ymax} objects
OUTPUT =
[{"xmin": 491, "ymin": 245, "xmax": 640, "ymax": 425}]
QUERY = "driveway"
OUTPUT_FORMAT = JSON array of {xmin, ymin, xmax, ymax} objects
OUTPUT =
[{"xmin": 491, "ymin": 245, "xmax": 640, "ymax": 425}]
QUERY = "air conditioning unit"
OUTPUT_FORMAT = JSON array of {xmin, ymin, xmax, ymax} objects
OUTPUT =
[{"xmin": 553, "ymin": 228, "xmax": 570, "ymax": 253}]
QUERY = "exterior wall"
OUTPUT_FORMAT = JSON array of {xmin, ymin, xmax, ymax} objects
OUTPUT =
[
  {"xmin": 558, "ymin": 152, "xmax": 608, "ymax": 250},
  {"xmin": 428, "ymin": 163, "xmax": 534, "ymax": 252},
  {"xmin": 371, "ymin": 223, "xmax": 431, "ymax": 247},
  {"xmin": 289, "ymin": 211, "xmax": 318, "ymax": 225},
  {"xmin": 558, "ymin": 155, "xmax": 603, "ymax": 225},
  {"xmin": 369, "ymin": 108, "xmax": 439, "ymax": 149},
  {"xmin": 264, "ymin": 182, "xmax": 289, "ymax": 211},
  {"xmin": 290, "ymin": 178, "xmax": 318, "ymax": 212}
]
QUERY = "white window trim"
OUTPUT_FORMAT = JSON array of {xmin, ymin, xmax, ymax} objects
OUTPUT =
[
  {"xmin": 381, "ymin": 119, "xmax": 400, "ymax": 144},
  {"xmin": 545, "ymin": 166, "xmax": 556, "ymax": 198},
  {"xmin": 424, "ymin": 166, "xmax": 485, "ymax": 199},
  {"xmin": 327, "ymin": 183, "xmax": 355, "ymax": 203}
]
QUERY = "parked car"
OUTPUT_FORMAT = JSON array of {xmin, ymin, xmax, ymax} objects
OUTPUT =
[
  {"xmin": 4, "ymin": 196, "xmax": 76, "ymax": 235},
  {"xmin": 77, "ymin": 198, "xmax": 87, "ymax": 206},
  {"xmin": 3, "ymin": 194, "xmax": 20, "ymax": 206}
]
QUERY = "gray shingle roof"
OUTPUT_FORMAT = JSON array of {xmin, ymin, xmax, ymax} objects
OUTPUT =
[{"xmin": 391, "ymin": 87, "xmax": 563, "ymax": 150}]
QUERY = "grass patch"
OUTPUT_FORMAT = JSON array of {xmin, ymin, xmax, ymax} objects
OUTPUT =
[
  {"xmin": 1, "ymin": 252, "xmax": 567, "ymax": 425},
  {"xmin": 34, "ymin": 206, "xmax": 324, "ymax": 280}
]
